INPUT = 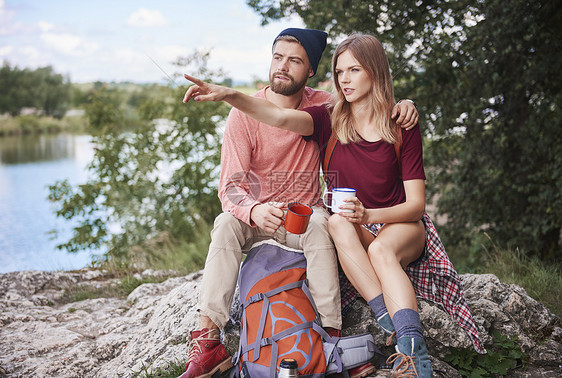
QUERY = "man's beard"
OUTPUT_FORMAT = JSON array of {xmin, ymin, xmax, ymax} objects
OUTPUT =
[{"xmin": 269, "ymin": 71, "xmax": 308, "ymax": 96}]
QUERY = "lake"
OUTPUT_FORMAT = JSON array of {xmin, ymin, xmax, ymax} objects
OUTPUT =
[{"xmin": 0, "ymin": 134, "xmax": 99, "ymax": 273}]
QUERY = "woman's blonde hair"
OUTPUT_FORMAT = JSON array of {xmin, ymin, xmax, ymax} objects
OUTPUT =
[{"xmin": 331, "ymin": 33, "xmax": 397, "ymax": 144}]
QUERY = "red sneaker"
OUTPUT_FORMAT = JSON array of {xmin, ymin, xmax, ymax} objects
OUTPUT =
[
  {"xmin": 324, "ymin": 327, "xmax": 342, "ymax": 338},
  {"xmin": 348, "ymin": 362, "xmax": 376, "ymax": 378},
  {"xmin": 178, "ymin": 328, "xmax": 233, "ymax": 378}
]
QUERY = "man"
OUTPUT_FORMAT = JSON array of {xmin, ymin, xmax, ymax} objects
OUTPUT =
[{"xmin": 180, "ymin": 28, "xmax": 418, "ymax": 378}]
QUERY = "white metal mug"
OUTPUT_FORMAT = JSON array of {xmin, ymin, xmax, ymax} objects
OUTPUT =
[{"xmin": 323, "ymin": 187, "xmax": 357, "ymax": 213}]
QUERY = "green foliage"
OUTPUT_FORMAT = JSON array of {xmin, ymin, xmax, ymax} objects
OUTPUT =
[
  {"xmin": 479, "ymin": 236, "xmax": 562, "ymax": 318},
  {"xmin": 445, "ymin": 331, "xmax": 527, "ymax": 377},
  {"xmin": 0, "ymin": 62, "xmax": 71, "ymax": 117},
  {"xmin": 422, "ymin": 0, "xmax": 562, "ymax": 260},
  {"xmin": 84, "ymin": 86, "xmax": 125, "ymax": 133},
  {"xmin": 247, "ymin": 0, "xmax": 562, "ymax": 260},
  {"xmin": 49, "ymin": 52, "xmax": 228, "ymax": 261},
  {"xmin": 13, "ymin": 115, "xmax": 41, "ymax": 133},
  {"xmin": 70, "ymin": 84, "xmax": 90, "ymax": 108},
  {"xmin": 49, "ymin": 179, "xmax": 108, "ymax": 253},
  {"xmin": 131, "ymin": 360, "xmax": 187, "ymax": 378}
]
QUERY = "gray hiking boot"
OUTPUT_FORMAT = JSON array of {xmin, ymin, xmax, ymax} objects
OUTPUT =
[
  {"xmin": 386, "ymin": 336, "xmax": 433, "ymax": 378},
  {"xmin": 377, "ymin": 312, "xmax": 395, "ymax": 334},
  {"xmin": 377, "ymin": 312, "xmax": 396, "ymax": 345}
]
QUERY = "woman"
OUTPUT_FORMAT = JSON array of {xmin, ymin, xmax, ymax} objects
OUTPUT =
[{"xmin": 183, "ymin": 33, "xmax": 485, "ymax": 377}]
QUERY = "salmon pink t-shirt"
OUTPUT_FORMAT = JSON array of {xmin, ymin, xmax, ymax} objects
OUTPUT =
[
  {"xmin": 218, "ymin": 87, "xmax": 333, "ymax": 226},
  {"xmin": 303, "ymin": 105, "xmax": 426, "ymax": 209}
]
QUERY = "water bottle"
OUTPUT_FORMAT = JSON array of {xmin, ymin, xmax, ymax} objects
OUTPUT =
[{"xmin": 278, "ymin": 358, "xmax": 299, "ymax": 377}]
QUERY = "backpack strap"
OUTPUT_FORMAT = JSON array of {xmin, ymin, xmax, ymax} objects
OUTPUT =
[
  {"xmin": 266, "ymin": 321, "xmax": 316, "ymax": 377},
  {"xmin": 323, "ymin": 132, "xmax": 339, "ymax": 187},
  {"xmin": 301, "ymin": 278, "xmax": 321, "ymax": 320},
  {"xmin": 252, "ymin": 294, "xmax": 270, "ymax": 362},
  {"xmin": 322, "ymin": 332, "xmax": 384, "ymax": 375},
  {"xmin": 394, "ymin": 126, "xmax": 403, "ymax": 177}
]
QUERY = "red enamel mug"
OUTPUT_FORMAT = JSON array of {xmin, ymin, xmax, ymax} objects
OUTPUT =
[{"xmin": 284, "ymin": 202, "xmax": 313, "ymax": 234}]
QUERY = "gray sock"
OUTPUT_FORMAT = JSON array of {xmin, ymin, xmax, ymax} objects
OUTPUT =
[
  {"xmin": 367, "ymin": 294, "xmax": 388, "ymax": 319},
  {"xmin": 393, "ymin": 308, "xmax": 423, "ymax": 340}
]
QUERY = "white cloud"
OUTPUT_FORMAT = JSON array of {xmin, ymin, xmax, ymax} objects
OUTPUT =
[
  {"xmin": 157, "ymin": 45, "xmax": 189, "ymax": 62},
  {"xmin": 18, "ymin": 46, "xmax": 42, "ymax": 64},
  {"xmin": 114, "ymin": 48, "xmax": 141, "ymax": 63},
  {"xmin": 0, "ymin": 45, "xmax": 13, "ymax": 56},
  {"xmin": 210, "ymin": 45, "xmax": 270, "ymax": 79},
  {"xmin": 40, "ymin": 32, "xmax": 98, "ymax": 56},
  {"xmin": 38, "ymin": 21, "xmax": 54, "ymax": 32},
  {"xmin": 80, "ymin": 47, "xmax": 179, "ymax": 83},
  {"xmin": 0, "ymin": 0, "xmax": 17, "ymax": 35},
  {"xmin": 127, "ymin": 8, "xmax": 168, "ymax": 28},
  {"xmin": 113, "ymin": 49, "xmax": 151, "ymax": 76}
]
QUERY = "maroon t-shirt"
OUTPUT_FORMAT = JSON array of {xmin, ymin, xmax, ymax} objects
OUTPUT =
[{"xmin": 304, "ymin": 105, "xmax": 426, "ymax": 209}]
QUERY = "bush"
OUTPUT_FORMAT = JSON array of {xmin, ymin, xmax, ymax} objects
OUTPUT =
[{"xmin": 445, "ymin": 331, "xmax": 527, "ymax": 377}]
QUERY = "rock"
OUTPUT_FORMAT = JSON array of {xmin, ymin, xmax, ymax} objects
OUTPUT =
[{"xmin": 0, "ymin": 269, "xmax": 560, "ymax": 377}]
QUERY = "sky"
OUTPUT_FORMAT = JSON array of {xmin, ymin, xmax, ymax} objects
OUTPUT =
[{"xmin": 0, "ymin": 0, "xmax": 305, "ymax": 84}]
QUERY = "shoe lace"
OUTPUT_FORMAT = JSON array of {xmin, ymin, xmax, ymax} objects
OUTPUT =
[
  {"xmin": 386, "ymin": 331, "xmax": 397, "ymax": 346},
  {"xmin": 186, "ymin": 329, "xmax": 217, "ymax": 363},
  {"xmin": 386, "ymin": 352, "xmax": 419, "ymax": 378}
]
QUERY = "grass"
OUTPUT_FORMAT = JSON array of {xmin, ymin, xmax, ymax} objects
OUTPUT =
[
  {"xmin": 59, "ymin": 275, "xmax": 170, "ymax": 304},
  {"xmin": 133, "ymin": 230, "xmax": 211, "ymax": 275},
  {"xmin": 131, "ymin": 360, "xmax": 187, "ymax": 378},
  {"xmin": 480, "ymin": 241, "xmax": 562, "ymax": 318},
  {"xmin": 0, "ymin": 114, "xmax": 88, "ymax": 136},
  {"xmin": 101, "ymin": 227, "xmax": 212, "ymax": 277},
  {"xmin": 447, "ymin": 233, "xmax": 562, "ymax": 319},
  {"xmin": 58, "ymin": 225, "xmax": 212, "ymax": 305}
]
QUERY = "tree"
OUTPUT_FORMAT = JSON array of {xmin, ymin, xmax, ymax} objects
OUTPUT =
[
  {"xmin": 49, "ymin": 52, "xmax": 229, "ymax": 260},
  {"xmin": 247, "ymin": 0, "xmax": 562, "ymax": 259},
  {"xmin": 0, "ymin": 63, "xmax": 26, "ymax": 115},
  {"xmin": 0, "ymin": 62, "xmax": 70, "ymax": 117},
  {"xmin": 33, "ymin": 66, "xmax": 71, "ymax": 118}
]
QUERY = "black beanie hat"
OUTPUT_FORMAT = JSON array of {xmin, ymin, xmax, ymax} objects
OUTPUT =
[{"xmin": 274, "ymin": 28, "xmax": 327, "ymax": 76}]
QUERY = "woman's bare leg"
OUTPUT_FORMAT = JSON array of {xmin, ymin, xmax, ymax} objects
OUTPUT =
[
  {"xmin": 328, "ymin": 214, "xmax": 382, "ymax": 301},
  {"xmin": 367, "ymin": 221, "xmax": 426, "ymax": 316}
]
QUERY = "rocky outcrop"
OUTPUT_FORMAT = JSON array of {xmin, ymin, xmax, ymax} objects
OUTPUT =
[{"xmin": 0, "ymin": 270, "xmax": 560, "ymax": 377}]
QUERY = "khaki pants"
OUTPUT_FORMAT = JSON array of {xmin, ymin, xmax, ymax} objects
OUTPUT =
[{"xmin": 198, "ymin": 207, "xmax": 342, "ymax": 330}]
